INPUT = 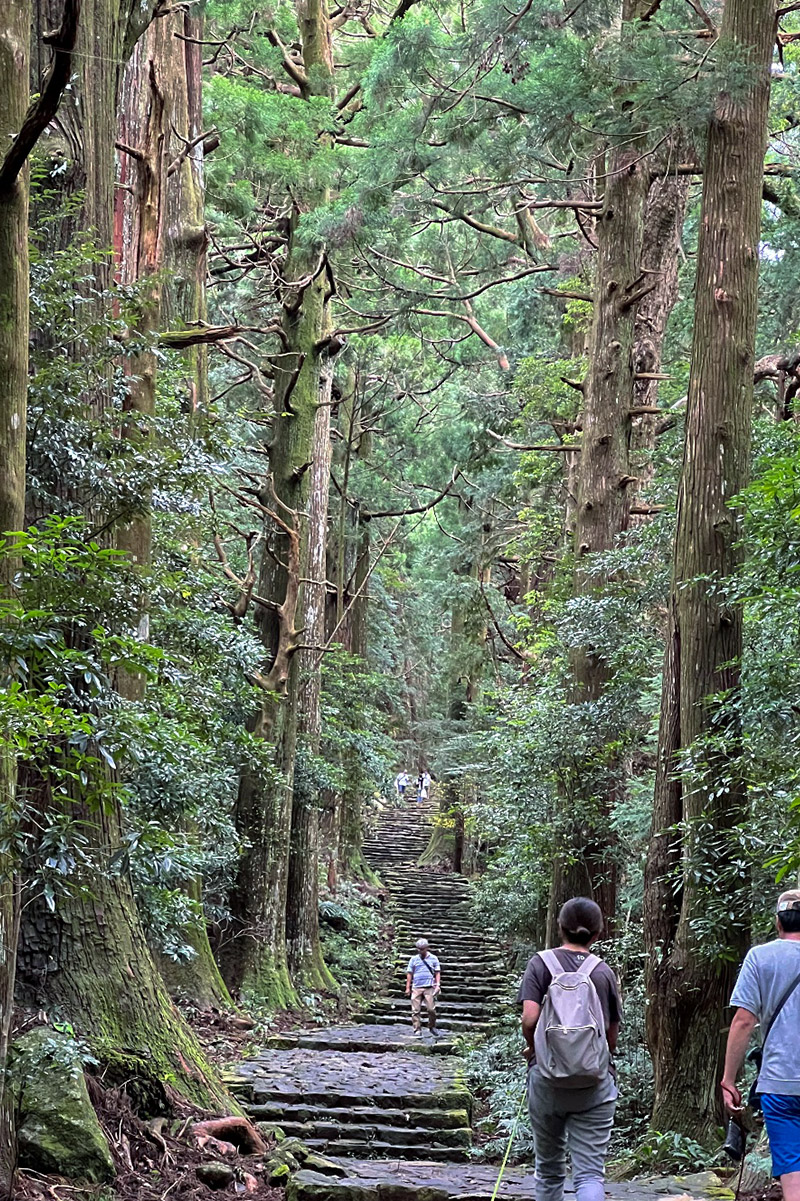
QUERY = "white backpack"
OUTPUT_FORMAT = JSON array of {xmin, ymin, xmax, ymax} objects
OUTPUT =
[{"xmin": 533, "ymin": 949, "xmax": 610, "ymax": 1089}]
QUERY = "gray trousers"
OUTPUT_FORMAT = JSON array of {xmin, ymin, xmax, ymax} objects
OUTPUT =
[{"xmin": 528, "ymin": 1091, "xmax": 616, "ymax": 1201}]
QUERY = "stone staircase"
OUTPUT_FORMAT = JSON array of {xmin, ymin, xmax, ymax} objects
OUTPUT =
[
  {"xmin": 229, "ymin": 799, "xmax": 730, "ymax": 1201},
  {"xmin": 228, "ymin": 797, "xmax": 505, "ymax": 1164},
  {"xmin": 359, "ymin": 802, "xmax": 509, "ymax": 1034}
]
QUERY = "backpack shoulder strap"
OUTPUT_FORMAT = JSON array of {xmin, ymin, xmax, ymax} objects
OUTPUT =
[
  {"xmin": 575, "ymin": 953, "xmax": 601, "ymax": 979},
  {"xmin": 538, "ymin": 948, "xmax": 565, "ymax": 978},
  {"xmin": 762, "ymin": 959, "xmax": 800, "ymax": 1051}
]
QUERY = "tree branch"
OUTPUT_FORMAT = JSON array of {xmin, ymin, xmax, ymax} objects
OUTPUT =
[
  {"xmin": 487, "ymin": 429, "xmax": 580, "ymax": 451},
  {"xmin": 430, "ymin": 201, "xmax": 519, "ymax": 245},
  {"xmin": 365, "ymin": 470, "xmax": 459, "ymax": 519},
  {"xmin": 265, "ymin": 29, "xmax": 309, "ymax": 92},
  {"xmin": 0, "ymin": 0, "xmax": 82, "ymax": 192}
]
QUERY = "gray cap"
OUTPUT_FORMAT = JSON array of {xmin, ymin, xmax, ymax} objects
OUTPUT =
[
  {"xmin": 416, "ymin": 938, "xmax": 429, "ymax": 950},
  {"xmin": 777, "ymin": 889, "xmax": 800, "ymax": 913}
]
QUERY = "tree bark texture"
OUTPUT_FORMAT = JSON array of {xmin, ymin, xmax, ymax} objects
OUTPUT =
[
  {"xmin": 16, "ymin": 791, "xmax": 232, "ymax": 1110},
  {"xmin": 629, "ymin": 150, "xmax": 690, "ymax": 512},
  {"xmin": 32, "ymin": 0, "xmax": 157, "ymax": 269},
  {"xmin": 0, "ymin": 1, "xmax": 30, "ymax": 1186},
  {"xmin": 224, "ymin": 0, "xmax": 336, "ymax": 1000},
  {"xmin": 633, "ymin": 162, "xmax": 689, "ymax": 413},
  {"xmin": 287, "ymin": 362, "xmax": 337, "ymax": 990},
  {"xmin": 551, "ymin": 19, "xmax": 651, "ymax": 933},
  {"xmin": 336, "ymin": 507, "xmax": 370, "ymax": 877},
  {"xmin": 115, "ymin": 39, "xmax": 168, "ymax": 701},
  {"xmin": 643, "ymin": 0, "xmax": 776, "ymax": 1139}
]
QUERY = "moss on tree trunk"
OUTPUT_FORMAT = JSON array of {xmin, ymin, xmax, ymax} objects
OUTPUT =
[
  {"xmin": 643, "ymin": 0, "xmax": 777, "ymax": 1140},
  {"xmin": 17, "ymin": 797, "xmax": 234, "ymax": 1111},
  {"xmin": 0, "ymin": 0, "xmax": 30, "ymax": 1184}
]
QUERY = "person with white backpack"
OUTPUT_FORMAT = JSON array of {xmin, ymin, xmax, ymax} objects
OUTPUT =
[{"xmin": 519, "ymin": 897, "xmax": 621, "ymax": 1201}]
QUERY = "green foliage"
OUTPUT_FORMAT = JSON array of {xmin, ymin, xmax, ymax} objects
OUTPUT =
[
  {"xmin": 318, "ymin": 882, "xmax": 390, "ymax": 996},
  {"xmin": 624, "ymin": 1130, "xmax": 716, "ymax": 1175}
]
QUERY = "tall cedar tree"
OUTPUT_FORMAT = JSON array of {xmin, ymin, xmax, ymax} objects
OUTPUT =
[
  {"xmin": 219, "ymin": 0, "xmax": 339, "ymax": 1001},
  {"xmin": 15, "ymin": 0, "xmax": 231, "ymax": 1108},
  {"xmin": 644, "ymin": 0, "xmax": 778, "ymax": 1138},
  {"xmin": 0, "ymin": 0, "xmax": 30, "ymax": 1182},
  {"xmin": 549, "ymin": 0, "xmax": 653, "ymax": 936},
  {"xmin": 115, "ymin": 11, "xmax": 232, "ymax": 1011}
]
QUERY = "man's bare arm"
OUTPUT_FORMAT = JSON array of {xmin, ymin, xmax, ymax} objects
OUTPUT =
[
  {"xmin": 721, "ymin": 1007, "xmax": 758, "ymax": 1108},
  {"xmin": 522, "ymin": 999, "xmax": 541, "ymax": 1060}
]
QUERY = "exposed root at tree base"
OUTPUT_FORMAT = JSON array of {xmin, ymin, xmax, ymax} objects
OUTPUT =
[{"xmin": 13, "ymin": 1078, "xmax": 284, "ymax": 1201}]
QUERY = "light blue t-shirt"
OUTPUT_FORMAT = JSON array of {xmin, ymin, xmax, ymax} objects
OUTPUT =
[
  {"xmin": 730, "ymin": 940, "xmax": 800, "ymax": 1096},
  {"xmin": 407, "ymin": 953, "xmax": 440, "ymax": 989}
]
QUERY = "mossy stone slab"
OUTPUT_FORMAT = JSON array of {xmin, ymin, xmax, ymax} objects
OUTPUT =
[{"xmin": 11, "ymin": 1028, "xmax": 115, "ymax": 1183}]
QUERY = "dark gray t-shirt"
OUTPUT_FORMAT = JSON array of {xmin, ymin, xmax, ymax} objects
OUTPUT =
[
  {"xmin": 519, "ymin": 949, "xmax": 622, "ymax": 1112},
  {"xmin": 730, "ymin": 940, "xmax": 800, "ymax": 1096}
]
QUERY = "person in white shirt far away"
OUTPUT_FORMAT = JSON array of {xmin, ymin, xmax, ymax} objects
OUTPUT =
[{"xmin": 406, "ymin": 938, "xmax": 441, "ymax": 1036}]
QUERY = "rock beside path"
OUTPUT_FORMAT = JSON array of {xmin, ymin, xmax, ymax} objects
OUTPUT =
[{"xmin": 11, "ymin": 1027, "xmax": 115, "ymax": 1183}]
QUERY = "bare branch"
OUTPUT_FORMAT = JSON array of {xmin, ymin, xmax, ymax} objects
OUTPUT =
[
  {"xmin": 0, "ymin": 0, "xmax": 82, "ymax": 192},
  {"xmin": 167, "ymin": 127, "xmax": 218, "ymax": 177},
  {"xmin": 366, "ymin": 469, "xmax": 459, "ymax": 519},
  {"xmin": 487, "ymin": 429, "xmax": 581, "ymax": 452}
]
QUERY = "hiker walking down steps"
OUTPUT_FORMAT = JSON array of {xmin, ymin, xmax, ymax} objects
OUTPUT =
[
  {"xmin": 721, "ymin": 889, "xmax": 800, "ymax": 1201},
  {"xmin": 520, "ymin": 897, "xmax": 621, "ymax": 1201},
  {"xmin": 406, "ymin": 937, "xmax": 441, "ymax": 1037}
]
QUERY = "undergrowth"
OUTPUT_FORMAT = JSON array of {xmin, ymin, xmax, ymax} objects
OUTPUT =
[{"xmin": 318, "ymin": 880, "xmax": 394, "ymax": 1006}]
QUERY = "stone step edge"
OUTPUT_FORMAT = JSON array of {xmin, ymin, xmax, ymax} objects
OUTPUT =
[
  {"xmin": 257, "ymin": 1121, "xmax": 471, "ymax": 1148},
  {"xmin": 249, "ymin": 1104, "xmax": 470, "ymax": 1129},
  {"xmin": 296, "ymin": 1141, "xmax": 469, "ymax": 1163},
  {"xmin": 228, "ymin": 1087, "xmax": 471, "ymax": 1110}
]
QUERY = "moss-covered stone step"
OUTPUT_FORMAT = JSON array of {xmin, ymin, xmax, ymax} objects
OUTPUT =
[
  {"xmin": 228, "ymin": 1049, "xmax": 471, "ymax": 1112},
  {"xmin": 297, "ymin": 1141, "xmax": 469, "ymax": 1163},
  {"xmin": 288, "ymin": 1161, "xmax": 733, "ymax": 1201},
  {"xmin": 252, "ymin": 1102, "xmax": 470, "ymax": 1130},
  {"xmin": 262, "ymin": 1025, "xmax": 457, "ymax": 1055},
  {"xmin": 258, "ymin": 1120, "xmax": 471, "ymax": 1150},
  {"xmin": 354, "ymin": 1014, "xmax": 493, "ymax": 1032},
  {"xmin": 385, "ymin": 984, "xmax": 507, "ymax": 1001},
  {"xmin": 369, "ymin": 999, "xmax": 502, "ymax": 1016},
  {"xmin": 288, "ymin": 1160, "xmax": 526, "ymax": 1201}
]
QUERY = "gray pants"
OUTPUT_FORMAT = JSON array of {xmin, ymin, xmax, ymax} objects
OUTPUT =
[{"xmin": 528, "ymin": 1093, "xmax": 616, "ymax": 1201}]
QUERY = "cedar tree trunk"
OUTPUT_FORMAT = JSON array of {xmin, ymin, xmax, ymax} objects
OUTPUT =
[
  {"xmin": 287, "ymin": 362, "xmax": 337, "ymax": 990},
  {"xmin": 115, "ymin": 14, "xmax": 228, "ymax": 1009},
  {"xmin": 221, "ymin": 0, "xmax": 337, "ymax": 1001},
  {"xmin": 16, "ymin": 790, "xmax": 233, "ymax": 1111},
  {"xmin": 0, "ymin": 2, "xmax": 31, "ymax": 1186},
  {"xmin": 550, "ymin": 7, "xmax": 651, "ymax": 933},
  {"xmin": 643, "ymin": 0, "xmax": 777, "ymax": 1139}
]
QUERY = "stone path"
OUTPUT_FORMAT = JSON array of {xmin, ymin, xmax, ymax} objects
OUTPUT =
[
  {"xmin": 229, "ymin": 800, "xmax": 481, "ymax": 1163},
  {"xmin": 230, "ymin": 800, "xmax": 734, "ymax": 1200},
  {"xmin": 288, "ymin": 1162, "xmax": 733, "ymax": 1201}
]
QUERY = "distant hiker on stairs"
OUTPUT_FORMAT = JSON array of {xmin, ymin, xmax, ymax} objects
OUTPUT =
[{"xmin": 407, "ymin": 937, "xmax": 441, "ymax": 1036}]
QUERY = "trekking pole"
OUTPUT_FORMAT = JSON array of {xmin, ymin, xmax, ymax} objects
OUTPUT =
[{"xmin": 489, "ymin": 1090, "xmax": 527, "ymax": 1201}]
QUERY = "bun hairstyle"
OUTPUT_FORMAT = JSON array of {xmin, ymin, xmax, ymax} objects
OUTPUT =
[{"xmin": 558, "ymin": 897, "xmax": 604, "ymax": 947}]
